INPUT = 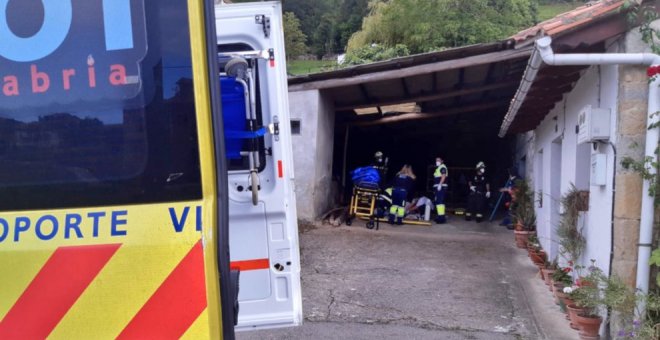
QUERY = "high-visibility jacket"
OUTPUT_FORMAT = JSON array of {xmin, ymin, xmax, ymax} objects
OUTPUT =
[{"xmin": 433, "ymin": 164, "xmax": 448, "ymax": 187}]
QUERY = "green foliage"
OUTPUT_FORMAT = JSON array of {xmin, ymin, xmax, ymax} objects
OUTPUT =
[
  {"xmin": 601, "ymin": 275, "xmax": 660, "ymax": 339},
  {"xmin": 650, "ymin": 248, "xmax": 660, "ymax": 287},
  {"xmin": 281, "ymin": 0, "xmax": 370, "ymax": 58},
  {"xmin": 551, "ymin": 267, "xmax": 574, "ymax": 285},
  {"xmin": 283, "ymin": 12, "xmax": 308, "ymax": 60},
  {"xmin": 342, "ymin": 44, "xmax": 410, "ymax": 66},
  {"xmin": 571, "ymin": 266, "xmax": 606, "ymax": 317},
  {"xmin": 512, "ymin": 179, "xmax": 537, "ymax": 231},
  {"xmin": 557, "ymin": 184, "xmax": 586, "ymax": 263},
  {"xmin": 620, "ymin": 112, "xmax": 660, "ymax": 200},
  {"xmin": 347, "ymin": 0, "xmax": 538, "ymax": 56},
  {"xmin": 537, "ymin": 2, "xmax": 582, "ymax": 21}
]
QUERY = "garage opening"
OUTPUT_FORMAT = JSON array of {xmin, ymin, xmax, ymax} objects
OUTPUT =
[{"xmin": 288, "ymin": 42, "xmax": 534, "ymax": 220}]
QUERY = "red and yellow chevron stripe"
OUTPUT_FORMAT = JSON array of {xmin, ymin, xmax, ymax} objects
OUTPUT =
[
  {"xmin": 0, "ymin": 201, "xmax": 225, "ymax": 339},
  {"xmin": 0, "ymin": 241, "xmax": 208, "ymax": 339}
]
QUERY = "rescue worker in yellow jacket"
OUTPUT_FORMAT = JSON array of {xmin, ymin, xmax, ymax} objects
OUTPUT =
[
  {"xmin": 466, "ymin": 161, "xmax": 491, "ymax": 223},
  {"xmin": 433, "ymin": 157, "xmax": 448, "ymax": 224}
]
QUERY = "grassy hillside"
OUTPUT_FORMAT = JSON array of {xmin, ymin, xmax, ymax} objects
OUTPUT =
[
  {"xmin": 538, "ymin": 2, "xmax": 583, "ymax": 22},
  {"xmin": 287, "ymin": 60, "xmax": 337, "ymax": 76}
]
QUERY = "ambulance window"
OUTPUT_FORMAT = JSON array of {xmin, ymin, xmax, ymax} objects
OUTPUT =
[
  {"xmin": 291, "ymin": 120, "xmax": 301, "ymax": 135},
  {"xmin": 0, "ymin": 0, "xmax": 202, "ymax": 211}
]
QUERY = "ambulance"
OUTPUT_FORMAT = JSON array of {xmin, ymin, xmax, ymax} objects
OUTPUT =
[{"xmin": 0, "ymin": 0, "xmax": 302, "ymax": 338}]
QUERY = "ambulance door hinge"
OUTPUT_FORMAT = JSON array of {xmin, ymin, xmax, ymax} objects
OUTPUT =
[
  {"xmin": 255, "ymin": 15, "xmax": 270, "ymax": 38},
  {"xmin": 269, "ymin": 116, "xmax": 280, "ymax": 142}
]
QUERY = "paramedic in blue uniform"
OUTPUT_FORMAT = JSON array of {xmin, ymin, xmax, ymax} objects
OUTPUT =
[
  {"xmin": 389, "ymin": 165, "xmax": 415, "ymax": 225},
  {"xmin": 466, "ymin": 161, "xmax": 490, "ymax": 223},
  {"xmin": 433, "ymin": 157, "xmax": 448, "ymax": 224},
  {"xmin": 372, "ymin": 151, "xmax": 388, "ymax": 184}
]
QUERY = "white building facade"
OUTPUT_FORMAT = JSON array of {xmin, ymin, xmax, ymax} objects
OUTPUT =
[{"xmin": 512, "ymin": 27, "xmax": 656, "ymax": 290}]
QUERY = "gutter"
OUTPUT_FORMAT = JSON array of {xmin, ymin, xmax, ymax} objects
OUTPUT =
[
  {"xmin": 504, "ymin": 36, "xmax": 660, "ymax": 314},
  {"xmin": 498, "ymin": 46, "xmax": 544, "ymax": 137}
]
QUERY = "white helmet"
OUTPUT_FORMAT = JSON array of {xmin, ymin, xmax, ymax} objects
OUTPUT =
[
  {"xmin": 476, "ymin": 161, "xmax": 485, "ymax": 169},
  {"xmin": 374, "ymin": 151, "xmax": 383, "ymax": 158}
]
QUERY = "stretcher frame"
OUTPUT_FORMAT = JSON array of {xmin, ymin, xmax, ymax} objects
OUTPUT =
[{"xmin": 346, "ymin": 182, "xmax": 380, "ymax": 229}]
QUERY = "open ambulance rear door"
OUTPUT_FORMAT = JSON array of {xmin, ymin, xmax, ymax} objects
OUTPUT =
[{"xmin": 215, "ymin": 1, "xmax": 303, "ymax": 331}]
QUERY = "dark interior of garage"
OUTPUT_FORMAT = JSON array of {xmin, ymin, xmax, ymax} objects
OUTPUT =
[{"xmin": 333, "ymin": 109, "xmax": 517, "ymax": 210}]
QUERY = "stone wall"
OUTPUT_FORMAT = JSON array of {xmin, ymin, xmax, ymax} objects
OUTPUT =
[{"xmin": 611, "ymin": 27, "xmax": 654, "ymax": 285}]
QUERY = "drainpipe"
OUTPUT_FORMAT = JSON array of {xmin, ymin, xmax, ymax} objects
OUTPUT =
[{"xmin": 534, "ymin": 36, "xmax": 660, "ymax": 312}]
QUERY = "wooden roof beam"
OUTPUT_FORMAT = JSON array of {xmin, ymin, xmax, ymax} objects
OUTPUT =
[
  {"xmin": 336, "ymin": 80, "xmax": 520, "ymax": 111},
  {"xmin": 347, "ymin": 101, "xmax": 509, "ymax": 127}
]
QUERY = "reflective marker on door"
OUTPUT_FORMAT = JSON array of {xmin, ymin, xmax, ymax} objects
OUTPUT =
[{"xmin": 278, "ymin": 161, "xmax": 283, "ymax": 178}]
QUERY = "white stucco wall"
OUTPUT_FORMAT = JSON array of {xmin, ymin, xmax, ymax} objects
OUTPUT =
[
  {"xmin": 288, "ymin": 89, "xmax": 335, "ymax": 221},
  {"xmin": 529, "ymin": 54, "xmax": 619, "ymax": 275}
]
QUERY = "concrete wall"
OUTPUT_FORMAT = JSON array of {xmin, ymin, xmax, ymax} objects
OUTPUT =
[
  {"xmin": 313, "ymin": 91, "xmax": 336, "ymax": 218},
  {"xmin": 288, "ymin": 89, "xmax": 335, "ymax": 221}
]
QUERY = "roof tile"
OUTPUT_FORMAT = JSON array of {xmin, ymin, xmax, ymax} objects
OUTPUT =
[{"xmin": 511, "ymin": 0, "xmax": 625, "ymax": 45}]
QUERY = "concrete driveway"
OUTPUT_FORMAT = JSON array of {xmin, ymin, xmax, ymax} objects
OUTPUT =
[{"xmin": 237, "ymin": 218, "xmax": 579, "ymax": 340}]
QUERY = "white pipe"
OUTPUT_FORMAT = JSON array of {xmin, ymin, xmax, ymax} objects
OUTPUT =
[
  {"xmin": 638, "ymin": 76, "xmax": 660, "ymax": 300},
  {"xmin": 530, "ymin": 36, "xmax": 660, "ymax": 312}
]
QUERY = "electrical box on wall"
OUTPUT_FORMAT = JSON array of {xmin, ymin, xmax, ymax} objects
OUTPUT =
[
  {"xmin": 591, "ymin": 153, "xmax": 607, "ymax": 186},
  {"xmin": 577, "ymin": 105, "xmax": 611, "ymax": 144}
]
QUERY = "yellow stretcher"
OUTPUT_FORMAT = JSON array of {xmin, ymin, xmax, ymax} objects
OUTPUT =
[
  {"xmin": 346, "ymin": 182, "xmax": 380, "ymax": 229},
  {"xmin": 359, "ymin": 216, "xmax": 432, "ymax": 226}
]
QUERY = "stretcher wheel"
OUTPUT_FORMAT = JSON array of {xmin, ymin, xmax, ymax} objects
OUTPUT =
[
  {"xmin": 366, "ymin": 220, "xmax": 375, "ymax": 229},
  {"xmin": 225, "ymin": 57, "xmax": 249, "ymax": 78}
]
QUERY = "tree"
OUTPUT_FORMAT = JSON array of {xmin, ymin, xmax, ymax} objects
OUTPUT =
[
  {"xmin": 348, "ymin": 0, "xmax": 538, "ymax": 57},
  {"xmin": 283, "ymin": 0, "xmax": 370, "ymax": 57},
  {"xmin": 283, "ymin": 12, "xmax": 307, "ymax": 60}
]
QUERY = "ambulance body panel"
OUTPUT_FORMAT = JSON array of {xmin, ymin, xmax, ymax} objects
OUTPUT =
[{"xmin": 0, "ymin": 0, "xmax": 301, "ymax": 337}]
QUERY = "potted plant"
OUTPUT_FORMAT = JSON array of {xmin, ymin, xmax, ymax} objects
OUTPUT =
[
  {"xmin": 572, "ymin": 266, "xmax": 605, "ymax": 339},
  {"xmin": 526, "ymin": 235, "xmax": 546, "ymax": 270},
  {"xmin": 564, "ymin": 285, "xmax": 584, "ymax": 330},
  {"xmin": 557, "ymin": 184, "xmax": 586, "ymax": 267},
  {"xmin": 551, "ymin": 266, "xmax": 573, "ymax": 307},
  {"xmin": 542, "ymin": 258, "xmax": 559, "ymax": 290},
  {"xmin": 512, "ymin": 179, "xmax": 536, "ymax": 248}
]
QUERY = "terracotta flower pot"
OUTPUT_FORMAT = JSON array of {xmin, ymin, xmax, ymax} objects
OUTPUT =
[
  {"xmin": 566, "ymin": 303, "xmax": 584, "ymax": 330},
  {"xmin": 575, "ymin": 314, "xmax": 602, "ymax": 338},
  {"xmin": 578, "ymin": 335, "xmax": 599, "ymax": 340},
  {"xmin": 514, "ymin": 230, "xmax": 534, "ymax": 249},
  {"xmin": 530, "ymin": 252, "xmax": 546, "ymax": 265},
  {"xmin": 560, "ymin": 297, "xmax": 575, "ymax": 310},
  {"xmin": 543, "ymin": 269, "xmax": 555, "ymax": 289},
  {"xmin": 552, "ymin": 283, "xmax": 564, "ymax": 305}
]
